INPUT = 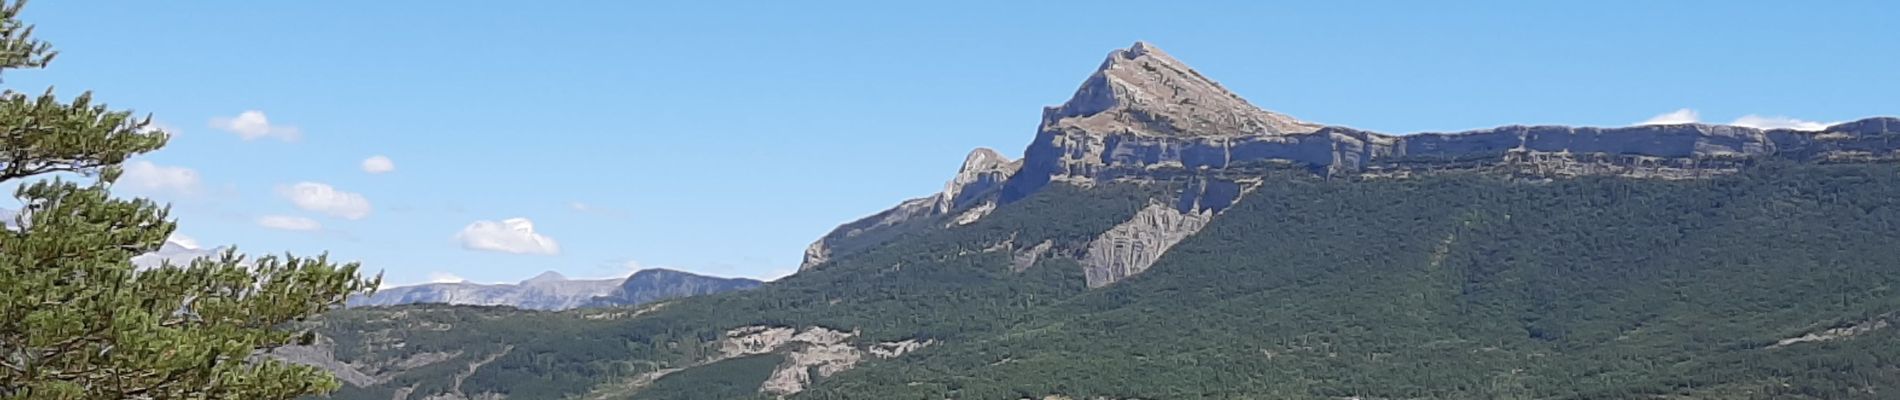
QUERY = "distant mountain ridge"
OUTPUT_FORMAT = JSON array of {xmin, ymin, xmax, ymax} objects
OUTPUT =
[
  {"xmin": 590, "ymin": 268, "xmax": 765, "ymax": 307},
  {"xmin": 349, "ymin": 269, "xmax": 761, "ymax": 311}
]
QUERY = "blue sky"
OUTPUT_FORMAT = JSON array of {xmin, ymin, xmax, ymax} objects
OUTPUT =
[{"xmin": 7, "ymin": 1, "xmax": 1896, "ymax": 285}]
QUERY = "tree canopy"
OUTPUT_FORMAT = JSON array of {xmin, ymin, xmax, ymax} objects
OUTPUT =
[{"xmin": 0, "ymin": 1, "xmax": 377, "ymax": 398}]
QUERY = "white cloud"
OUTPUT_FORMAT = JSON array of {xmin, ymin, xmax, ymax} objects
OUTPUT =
[
  {"xmin": 1637, "ymin": 108, "xmax": 1700, "ymax": 126},
  {"xmin": 118, "ymin": 160, "xmax": 202, "ymax": 195},
  {"xmin": 256, "ymin": 215, "xmax": 322, "ymax": 231},
  {"xmin": 361, "ymin": 155, "xmax": 395, "ymax": 174},
  {"xmin": 569, "ymin": 201, "xmax": 628, "ymax": 218},
  {"xmin": 277, "ymin": 182, "xmax": 372, "ymax": 220},
  {"xmin": 1730, "ymin": 115, "xmax": 1831, "ymax": 131},
  {"xmin": 427, "ymin": 272, "xmax": 468, "ymax": 283},
  {"xmin": 456, "ymin": 217, "xmax": 560, "ymax": 255},
  {"xmin": 209, "ymin": 110, "xmax": 302, "ymax": 142}
]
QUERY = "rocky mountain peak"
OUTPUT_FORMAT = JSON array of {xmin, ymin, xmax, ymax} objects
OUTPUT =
[
  {"xmin": 1047, "ymin": 41, "xmax": 1319, "ymax": 137},
  {"xmin": 958, "ymin": 147, "xmax": 1011, "ymax": 173},
  {"xmin": 521, "ymin": 270, "xmax": 568, "ymax": 285},
  {"xmin": 627, "ymin": 268, "xmax": 684, "ymax": 280},
  {"xmin": 937, "ymin": 148, "xmax": 1020, "ymax": 214}
]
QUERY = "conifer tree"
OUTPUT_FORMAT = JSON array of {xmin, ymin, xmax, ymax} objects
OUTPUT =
[{"xmin": 0, "ymin": 1, "xmax": 377, "ymax": 398}]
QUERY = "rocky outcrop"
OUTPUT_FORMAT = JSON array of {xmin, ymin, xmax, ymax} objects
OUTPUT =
[
  {"xmin": 719, "ymin": 326, "xmax": 800, "ymax": 358},
  {"xmin": 758, "ymin": 329, "xmax": 861, "ymax": 396},
  {"xmin": 1047, "ymin": 41, "xmax": 1319, "ymax": 139},
  {"xmin": 937, "ymin": 148, "xmax": 1019, "ymax": 213},
  {"xmin": 1076, "ymin": 177, "xmax": 1253, "ymax": 287},
  {"xmin": 1011, "ymin": 240, "xmax": 1054, "ymax": 272},
  {"xmin": 1769, "ymin": 312, "xmax": 1896, "ymax": 349},
  {"xmin": 868, "ymin": 338, "xmax": 935, "ymax": 358},
  {"xmin": 1000, "ymin": 42, "xmax": 1900, "ymax": 201},
  {"xmin": 800, "ymin": 148, "xmax": 1023, "ymax": 271},
  {"xmin": 1001, "ymin": 41, "xmax": 1326, "ymax": 201},
  {"xmin": 1082, "ymin": 203, "xmax": 1213, "ymax": 288},
  {"xmin": 710, "ymin": 326, "xmax": 934, "ymax": 396}
]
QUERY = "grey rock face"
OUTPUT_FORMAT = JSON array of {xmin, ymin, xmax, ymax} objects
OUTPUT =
[
  {"xmin": 1048, "ymin": 41, "xmax": 1319, "ymax": 139},
  {"xmin": 798, "ymin": 147, "xmax": 1022, "ymax": 271},
  {"xmin": 1079, "ymin": 178, "xmax": 1246, "ymax": 287},
  {"xmin": 1011, "ymin": 240, "xmax": 1054, "ymax": 272},
  {"xmin": 936, "ymin": 148, "xmax": 1019, "ymax": 214},
  {"xmin": 712, "ymin": 325, "xmax": 934, "ymax": 396},
  {"xmin": 1082, "ymin": 202, "xmax": 1213, "ymax": 288}
]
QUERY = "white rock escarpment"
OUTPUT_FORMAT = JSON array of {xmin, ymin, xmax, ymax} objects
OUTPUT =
[
  {"xmin": 868, "ymin": 339, "xmax": 936, "ymax": 358},
  {"xmin": 719, "ymin": 326, "xmax": 801, "ymax": 358},
  {"xmin": 713, "ymin": 326, "xmax": 935, "ymax": 396},
  {"xmin": 1081, "ymin": 202, "xmax": 1214, "ymax": 288},
  {"xmin": 1768, "ymin": 313, "xmax": 1896, "ymax": 349},
  {"xmin": 758, "ymin": 333, "xmax": 861, "ymax": 396}
]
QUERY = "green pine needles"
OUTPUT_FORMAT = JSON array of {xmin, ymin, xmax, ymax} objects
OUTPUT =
[{"xmin": 0, "ymin": 1, "xmax": 379, "ymax": 398}]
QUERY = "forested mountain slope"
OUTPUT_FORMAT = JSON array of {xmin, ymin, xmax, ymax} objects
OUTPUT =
[
  {"xmin": 804, "ymin": 163, "xmax": 1900, "ymax": 399},
  {"xmin": 298, "ymin": 42, "xmax": 1900, "ymax": 400}
]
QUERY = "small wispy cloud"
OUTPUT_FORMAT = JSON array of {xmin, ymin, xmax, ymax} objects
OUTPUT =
[
  {"xmin": 456, "ymin": 218, "xmax": 560, "ymax": 255},
  {"xmin": 209, "ymin": 110, "xmax": 302, "ymax": 142},
  {"xmin": 257, "ymin": 215, "xmax": 323, "ymax": 231},
  {"xmin": 1729, "ymin": 115, "xmax": 1831, "ymax": 131},
  {"xmin": 118, "ymin": 160, "xmax": 203, "ymax": 196},
  {"xmin": 569, "ymin": 201, "xmax": 629, "ymax": 218},
  {"xmin": 361, "ymin": 155, "xmax": 396, "ymax": 174},
  {"xmin": 1638, "ymin": 108, "xmax": 1836, "ymax": 131},
  {"xmin": 277, "ymin": 182, "xmax": 372, "ymax": 220},
  {"xmin": 1637, "ymin": 108, "xmax": 1700, "ymax": 126}
]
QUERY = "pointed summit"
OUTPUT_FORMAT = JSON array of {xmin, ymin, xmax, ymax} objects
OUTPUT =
[
  {"xmin": 936, "ymin": 147, "xmax": 1020, "ymax": 213},
  {"xmin": 521, "ymin": 270, "xmax": 568, "ymax": 285},
  {"xmin": 955, "ymin": 147, "xmax": 1013, "ymax": 175},
  {"xmin": 1048, "ymin": 41, "xmax": 1318, "ymax": 137}
]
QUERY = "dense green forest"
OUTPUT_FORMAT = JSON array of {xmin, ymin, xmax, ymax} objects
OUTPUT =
[
  {"xmin": 806, "ymin": 162, "xmax": 1900, "ymax": 399},
  {"xmin": 312, "ymin": 162, "xmax": 1900, "ymax": 399}
]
